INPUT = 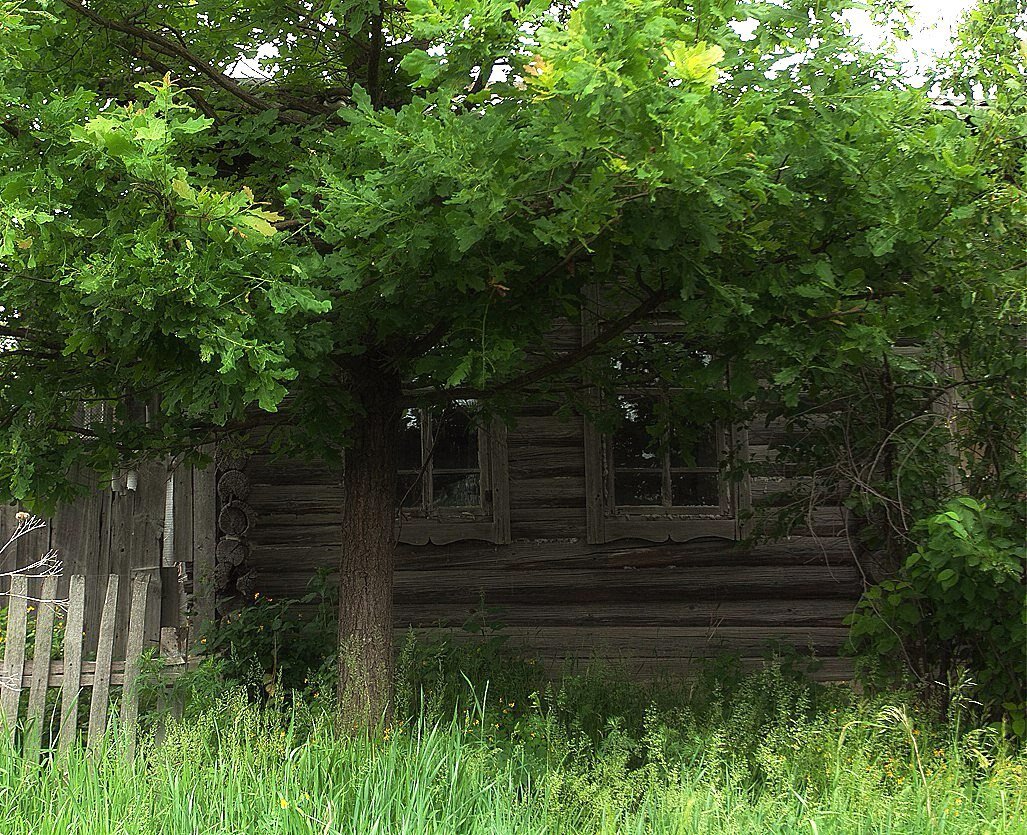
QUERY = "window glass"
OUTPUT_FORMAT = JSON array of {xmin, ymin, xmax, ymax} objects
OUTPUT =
[
  {"xmin": 610, "ymin": 395, "xmax": 724, "ymax": 510},
  {"xmin": 612, "ymin": 396, "xmax": 661, "ymax": 469},
  {"xmin": 668, "ymin": 423, "xmax": 719, "ymax": 468},
  {"xmin": 433, "ymin": 472, "xmax": 481, "ymax": 507},
  {"xmin": 398, "ymin": 406, "xmax": 483, "ymax": 513},
  {"xmin": 432, "ymin": 409, "xmax": 478, "ymax": 470},
  {"xmin": 670, "ymin": 472, "xmax": 720, "ymax": 507},
  {"xmin": 398, "ymin": 409, "xmax": 423, "ymax": 470},
  {"xmin": 614, "ymin": 472, "xmax": 663, "ymax": 506}
]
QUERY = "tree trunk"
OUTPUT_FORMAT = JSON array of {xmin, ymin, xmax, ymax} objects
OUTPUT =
[{"xmin": 337, "ymin": 361, "xmax": 401, "ymax": 729}]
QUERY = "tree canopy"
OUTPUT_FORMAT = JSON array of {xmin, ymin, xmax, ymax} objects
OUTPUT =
[{"xmin": 0, "ymin": 0, "xmax": 1019, "ymax": 493}]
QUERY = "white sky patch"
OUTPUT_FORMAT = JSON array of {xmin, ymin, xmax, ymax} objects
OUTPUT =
[
  {"xmin": 843, "ymin": 0, "xmax": 977, "ymax": 80},
  {"xmin": 231, "ymin": 42, "xmax": 281, "ymax": 80}
]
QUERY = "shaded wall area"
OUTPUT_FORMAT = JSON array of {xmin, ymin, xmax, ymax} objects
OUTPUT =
[{"xmin": 241, "ymin": 407, "xmax": 861, "ymax": 680}]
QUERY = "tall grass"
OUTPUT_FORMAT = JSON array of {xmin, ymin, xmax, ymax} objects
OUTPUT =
[{"xmin": 0, "ymin": 661, "xmax": 1023, "ymax": 834}]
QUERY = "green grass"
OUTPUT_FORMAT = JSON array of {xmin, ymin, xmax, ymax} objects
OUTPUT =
[{"xmin": 0, "ymin": 661, "xmax": 1023, "ymax": 834}]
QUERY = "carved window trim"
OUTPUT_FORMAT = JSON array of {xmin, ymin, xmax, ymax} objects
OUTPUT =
[
  {"xmin": 395, "ymin": 412, "xmax": 510, "ymax": 546},
  {"xmin": 582, "ymin": 288, "xmax": 750, "ymax": 545}
]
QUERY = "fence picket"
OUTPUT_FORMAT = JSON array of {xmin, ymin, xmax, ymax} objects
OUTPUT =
[
  {"xmin": 86, "ymin": 574, "xmax": 118, "ymax": 748},
  {"xmin": 24, "ymin": 575, "xmax": 58, "ymax": 759},
  {"xmin": 58, "ymin": 575, "xmax": 86, "ymax": 754},
  {"xmin": 1, "ymin": 574, "xmax": 29, "ymax": 741},
  {"xmin": 120, "ymin": 574, "xmax": 150, "ymax": 755}
]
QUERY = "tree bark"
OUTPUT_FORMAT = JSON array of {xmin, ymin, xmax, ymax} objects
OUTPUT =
[{"xmin": 337, "ymin": 359, "xmax": 401, "ymax": 729}]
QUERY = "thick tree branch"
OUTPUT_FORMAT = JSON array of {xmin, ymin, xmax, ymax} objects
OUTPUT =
[
  {"xmin": 407, "ymin": 284, "xmax": 676, "ymax": 402},
  {"xmin": 61, "ymin": 0, "xmax": 306, "ymax": 123}
]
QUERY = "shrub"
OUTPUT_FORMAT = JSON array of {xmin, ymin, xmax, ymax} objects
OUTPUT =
[
  {"xmin": 847, "ymin": 497, "xmax": 1026, "ymax": 735},
  {"xmin": 198, "ymin": 571, "xmax": 336, "ymax": 699}
]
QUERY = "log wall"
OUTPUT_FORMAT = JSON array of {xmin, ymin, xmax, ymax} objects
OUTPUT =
[{"xmin": 243, "ymin": 407, "xmax": 862, "ymax": 680}]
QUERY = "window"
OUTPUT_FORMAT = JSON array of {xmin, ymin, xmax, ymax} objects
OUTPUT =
[
  {"xmin": 582, "ymin": 295, "xmax": 748, "ymax": 544},
  {"xmin": 610, "ymin": 393, "xmax": 728, "ymax": 513},
  {"xmin": 395, "ymin": 402, "xmax": 510, "ymax": 545}
]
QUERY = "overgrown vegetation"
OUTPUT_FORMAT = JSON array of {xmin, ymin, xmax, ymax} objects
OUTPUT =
[
  {"xmin": 2, "ymin": 651, "xmax": 1025, "ymax": 834},
  {"xmin": 846, "ymin": 498, "xmax": 1026, "ymax": 736}
]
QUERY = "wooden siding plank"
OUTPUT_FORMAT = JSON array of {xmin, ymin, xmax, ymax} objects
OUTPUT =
[
  {"xmin": 391, "ymin": 599, "xmax": 858, "ymax": 628},
  {"xmin": 248, "ymin": 536, "xmax": 853, "ymax": 575},
  {"xmin": 246, "ymin": 457, "xmax": 342, "ymax": 487},
  {"xmin": 399, "ymin": 625, "xmax": 850, "ymax": 657},
  {"xmin": 534, "ymin": 655, "xmax": 855, "ymax": 682},
  {"xmin": 257, "ymin": 564, "xmax": 862, "ymax": 605},
  {"xmin": 1, "ymin": 574, "xmax": 28, "ymax": 740},
  {"xmin": 24, "ymin": 575, "xmax": 58, "ymax": 759},
  {"xmin": 58, "ymin": 575, "xmax": 86, "ymax": 754},
  {"xmin": 86, "ymin": 574, "xmax": 118, "ymax": 748},
  {"xmin": 507, "ymin": 418, "xmax": 582, "ymax": 445}
]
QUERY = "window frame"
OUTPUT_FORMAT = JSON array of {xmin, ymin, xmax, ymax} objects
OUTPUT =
[
  {"xmin": 605, "ymin": 389, "xmax": 735, "ymax": 514},
  {"xmin": 582, "ymin": 289, "xmax": 749, "ymax": 545},
  {"xmin": 395, "ymin": 406, "xmax": 510, "ymax": 546}
]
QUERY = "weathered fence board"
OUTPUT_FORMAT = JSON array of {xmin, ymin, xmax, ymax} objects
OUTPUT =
[
  {"xmin": 1, "ymin": 574, "xmax": 28, "ymax": 740},
  {"xmin": 1, "ymin": 572, "xmax": 189, "ymax": 759},
  {"xmin": 58, "ymin": 574, "xmax": 86, "ymax": 754},
  {"xmin": 87, "ymin": 574, "xmax": 119, "ymax": 748},
  {"xmin": 120, "ymin": 574, "xmax": 150, "ymax": 747},
  {"xmin": 24, "ymin": 575, "xmax": 58, "ymax": 759}
]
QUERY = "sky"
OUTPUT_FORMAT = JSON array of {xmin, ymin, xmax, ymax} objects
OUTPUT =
[{"xmin": 844, "ymin": 0, "xmax": 977, "ymax": 74}]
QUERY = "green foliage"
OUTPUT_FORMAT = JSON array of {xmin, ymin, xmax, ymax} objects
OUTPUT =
[
  {"xmin": 199, "ymin": 572, "xmax": 337, "ymax": 698},
  {"xmin": 1, "ymin": 0, "xmax": 1023, "ymax": 721},
  {"xmin": 0, "ymin": 0, "xmax": 1021, "ymax": 505},
  {"xmin": 847, "ymin": 498, "xmax": 1027, "ymax": 735},
  {"xmin": 1, "ymin": 659, "xmax": 1025, "ymax": 833}
]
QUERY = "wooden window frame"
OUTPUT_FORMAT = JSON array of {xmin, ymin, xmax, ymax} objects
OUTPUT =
[
  {"xmin": 582, "ymin": 290, "xmax": 749, "ymax": 545},
  {"xmin": 396, "ymin": 408, "xmax": 510, "ymax": 546}
]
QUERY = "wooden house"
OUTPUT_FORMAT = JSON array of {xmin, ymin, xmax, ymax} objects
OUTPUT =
[{"xmin": 0, "ymin": 316, "xmax": 861, "ymax": 679}]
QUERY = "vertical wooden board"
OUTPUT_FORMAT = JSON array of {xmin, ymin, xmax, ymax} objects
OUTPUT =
[
  {"xmin": 1, "ymin": 575, "xmax": 28, "ymax": 741},
  {"xmin": 490, "ymin": 423, "xmax": 511, "ymax": 544},
  {"xmin": 735, "ymin": 425, "xmax": 753, "ymax": 540},
  {"xmin": 130, "ymin": 463, "xmax": 166, "ymax": 651},
  {"xmin": 24, "ymin": 575, "xmax": 58, "ymax": 760},
  {"xmin": 50, "ymin": 468, "xmax": 105, "ymax": 601},
  {"xmin": 58, "ymin": 575, "xmax": 86, "ymax": 754},
  {"xmin": 163, "ymin": 464, "xmax": 193, "ymax": 631},
  {"xmin": 161, "ymin": 468, "xmax": 176, "ymax": 569},
  {"xmin": 583, "ymin": 418, "xmax": 606, "ymax": 545},
  {"xmin": 82, "ymin": 488, "xmax": 114, "ymax": 660},
  {"xmin": 192, "ymin": 463, "xmax": 217, "ymax": 640},
  {"xmin": 87, "ymin": 574, "xmax": 118, "ymax": 749},
  {"xmin": 120, "ymin": 574, "xmax": 150, "ymax": 754},
  {"xmin": 105, "ymin": 484, "xmax": 133, "ymax": 659},
  {"xmin": 173, "ymin": 465, "xmax": 193, "ymax": 565}
]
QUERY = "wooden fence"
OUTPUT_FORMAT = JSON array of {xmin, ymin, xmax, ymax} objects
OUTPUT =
[
  {"xmin": 1, "ymin": 572, "xmax": 189, "ymax": 759},
  {"xmin": 0, "ymin": 461, "xmax": 217, "ymax": 658}
]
